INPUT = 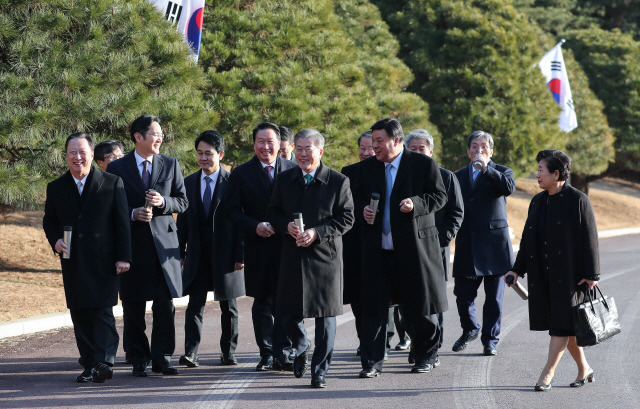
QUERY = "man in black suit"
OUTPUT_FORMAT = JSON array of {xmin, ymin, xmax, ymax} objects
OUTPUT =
[
  {"xmin": 452, "ymin": 130, "xmax": 515, "ymax": 356},
  {"xmin": 355, "ymin": 118, "xmax": 447, "ymax": 377},
  {"xmin": 406, "ymin": 129, "xmax": 464, "ymax": 350},
  {"xmin": 225, "ymin": 122, "xmax": 297, "ymax": 371},
  {"xmin": 177, "ymin": 131, "xmax": 245, "ymax": 368},
  {"xmin": 278, "ymin": 126, "xmax": 295, "ymax": 161},
  {"xmin": 106, "ymin": 115, "xmax": 188, "ymax": 376},
  {"xmin": 340, "ymin": 130, "xmax": 373, "ymax": 356},
  {"xmin": 43, "ymin": 132, "xmax": 131, "ymax": 383},
  {"xmin": 267, "ymin": 129, "xmax": 354, "ymax": 388}
]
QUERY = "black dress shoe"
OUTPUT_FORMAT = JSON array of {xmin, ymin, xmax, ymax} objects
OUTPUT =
[
  {"xmin": 534, "ymin": 382, "xmax": 552, "ymax": 391},
  {"xmin": 411, "ymin": 362, "xmax": 432, "ymax": 373},
  {"xmin": 92, "ymin": 362, "xmax": 113, "ymax": 383},
  {"xmin": 220, "ymin": 353, "xmax": 238, "ymax": 366},
  {"xmin": 570, "ymin": 368, "xmax": 594, "ymax": 387},
  {"xmin": 311, "ymin": 375, "xmax": 327, "ymax": 388},
  {"xmin": 152, "ymin": 365, "xmax": 179, "ymax": 375},
  {"xmin": 76, "ymin": 368, "xmax": 93, "ymax": 383},
  {"xmin": 359, "ymin": 368, "xmax": 380, "ymax": 378},
  {"xmin": 395, "ymin": 340, "xmax": 411, "ymax": 350},
  {"xmin": 452, "ymin": 333, "xmax": 479, "ymax": 352},
  {"xmin": 132, "ymin": 364, "xmax": 148, "ymax": 377},
  {"xmin": 179, "ymin": 353, "xmax": 199, "ymax": 367},
  {"xmin": 294, "ymin": 345, "xmax": 310, "ymax": 378},
  {"xmin": 432, "ymin": 357, "xmax": 441, "ymax": 369},
  {"xmin": 288, "ymin": 350, "xmax": 297, "ymax": 361},
  {"xmin": 256, "ymin": 356, "xmax": 273, "ymax": 372},
  {"xmin": 483, "ymin": 344, "xmax": 497, "ymax": 356},
  {"xmin": 272, "ymin": 356, "xmax": 294, "ymax": 372}
]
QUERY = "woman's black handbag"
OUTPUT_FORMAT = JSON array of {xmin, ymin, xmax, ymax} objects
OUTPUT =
[{"xmin": 573, "ymin": 285, "xmax": 621, "ymax": 347}]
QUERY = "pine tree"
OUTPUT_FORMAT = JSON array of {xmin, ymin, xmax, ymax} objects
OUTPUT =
[
  {"xmin": 200, "ymin": 0, "xmax": 434, "ymax": 169},
  {"xmin": 371, "ymin": 0, "xmax": 566, "ymax": 176},
  {"xmin": 0, "ymin": 0, "xmax": 216, "ymax": 209}
]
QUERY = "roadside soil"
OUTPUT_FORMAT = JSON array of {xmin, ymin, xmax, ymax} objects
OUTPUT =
[{"xmin": 1, "ymin": 177, "xmax": 639, "ymax": 323}]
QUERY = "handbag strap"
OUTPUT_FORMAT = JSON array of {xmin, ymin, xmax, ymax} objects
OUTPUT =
[{"xmin": 583, "ymin": 283, "xmax": 610, "ymax": 311}]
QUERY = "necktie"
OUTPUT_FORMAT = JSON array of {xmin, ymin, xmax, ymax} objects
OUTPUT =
[
  {"xmin": 383, "ymin": 164, "xmax": 394, "ymax": 235},
  {"xmin": 77, "ymin": 181, "xmax": 83, "ymax": 195},
  {"xmin": 472, "ymin": 169, "xmax": 480, "ymax": 185},
  {"xmin": 304, "ymin": 174, "xmax": 313, "ymax": 185},
  {"xmin": 203, "ymin": 176, "xmax": 212, "ymax": 216},
  {"xmin": 142, "ymin": 160, "xmax": 151, "ymax": 188},
  {"xmin": 265, "ymin": 165, "xmax": 274, "ymax": 184}
]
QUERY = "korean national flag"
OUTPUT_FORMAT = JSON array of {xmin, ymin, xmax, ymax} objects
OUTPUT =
[
  {"xmin": 538, "ymin": 41, "xmax": 578, "ymax": 132},
  {"xmin": 148, "ymin": 0, "xmax": 205, "ymax": 62}
]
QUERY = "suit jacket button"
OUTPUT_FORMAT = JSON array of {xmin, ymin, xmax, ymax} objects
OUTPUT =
[
  {"xmin": 470, "ymin": 198, "xmax": 474, "ymax": 202},
  {"xmin": 79, "ymin": 215, "xmax": 82, "ymax": 219},
  {"xmin": 79, "ymin": 233, "xmax": 83, "ymax": 238}
]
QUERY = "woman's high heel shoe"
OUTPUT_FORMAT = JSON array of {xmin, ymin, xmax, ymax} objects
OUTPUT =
[
  {"xmin": 570, "ymin": 368, "xmax": 595, "ymax": 387},
  {"xmin": 534, "ymin": 382, "xmax": 552, "ymax": 392}
]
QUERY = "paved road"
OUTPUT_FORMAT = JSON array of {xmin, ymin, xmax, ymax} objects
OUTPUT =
[{"xmin": 1, "ymin": 234, "xmax": 639, "ymax": 408}]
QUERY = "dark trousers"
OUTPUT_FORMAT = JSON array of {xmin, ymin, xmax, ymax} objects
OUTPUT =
[
  {"xmin": 282, "ymin": 315, "xmax": 336, "ymax": 379},
  {"xmin": 453, "ymin": 275, "xmax": 505, "ymax": 346},
  {"xmin": 361, "ymin": 250, "xmax": 441, "ymax": 371},
  {"xmin": 122, "ymin": 298, "xmax": 175, "ymax": 368},
  {"xmin": 251, "ymin": 294, "xmax": 291, "ymax": 359},
  {"xmin": 350, "ymin": 293, "xmax": 363, "ymax": 347},
  {"xmin": 184, "ymin": 289, "xmax": 239, "ymax": 356},
  {"xmin": 70, "ymin": 307, "xmax": 119, "ymax": 370},
  {"xmin": 393, "ymin": 306, "xmax": 410, "ymax": 343}
]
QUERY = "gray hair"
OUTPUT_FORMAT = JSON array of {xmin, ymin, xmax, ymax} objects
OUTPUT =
[
  {"xmin": 405, "ymin": 129, "xmax": 434, "ymax": 150},
  {"xmin": 467, "ymin": 130, "xmax": 494, "ymax": 149},
  {"xmin": 357, "ymin": 130, "xmax": 372, "ymax": 147},
  {"xmin": 294, "ymin": 128, "xmax": 325, "ymax": 149}
]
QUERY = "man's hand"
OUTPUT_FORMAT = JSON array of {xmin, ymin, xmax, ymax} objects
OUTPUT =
[
  {"xmin": 363, "ymin": 205, "xmax": 375, "ymax": 223},
  {"xmin": 296, "ymin": 228, "xmax": 318, "ymax": 247},
  {"xmin": 578, "ymin": 278, "xmax": 598, "ymax": 290},
  {"xmin": 475, "ymin": 153, "xmax": 488, "ymax": 172},
  {"xmin": 133, "ymin": 207, "xmax": 153, "ymax": 222},
  {"xmin": 115, "ymin": 261, "xmax": 130, "ymax": 274},
  {"xmin": 234, "ymin": 262, "xmax": 245, "ymax": 271},
  {"xmin": 54, "ymin": 238, "xmax": 68, "ymax": 255},
  {"xmin": 256, "ymin": 222, "xmax": 275, "ymax": 238},
  {"xmin": 288, "ymin": 222, "xmax": 301, "ymax": 238},
  {"xmin": 504, "ymin": 271, "xmax": 518, "ymax": 287},
  {"xmin": 145, "ymin": 190, "xmax": 164, "ymax": 207},
  {"xmin": 180, "ymin": 258, "xmax": 184, "ymax": 267},
  {"xmin": 399, "ymin": 198, "xmax": 414, "ymax": 213}
]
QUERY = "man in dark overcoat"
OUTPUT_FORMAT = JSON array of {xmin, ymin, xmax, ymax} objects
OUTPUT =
[
  {"xmin": 406, "ymin": 129, "xmax": 464, "ymax": 350},
  {"xmin": 106, "ymin": 114, "xmax": 188, "ymax": 376},
  {"xmin": 43, "ymin": 132, "xmax": 131, "ymax": 383},
  {"xmin": 452, "ymin": 130, "xmax": 515, "ymax": 356},
  {"xmin": 340, "ymin": 130, "xmax": 374, "ymax": 355},
  {"xmin": 225, "ymin": 122, "xmax": 297, "ymax": 371},
  {"xmin": 355, "ymin": 118, "xmax": 448, "ymax": 377},
  {"xmin": 177, "ymin": 131, "xmax": 245, "ymax": 368},
  {"xmin": 267, "ymin": 129, "xmax": 354, "ymax": 388}
]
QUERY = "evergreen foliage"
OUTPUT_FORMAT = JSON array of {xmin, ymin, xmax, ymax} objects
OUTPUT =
[
  {"xmin": 371, "ymin": 0, "xmax": 565, "ymax": 176},
  {"xmin": 0, "ymin": 0, "xmax": 216, "ymax": 209},
  {"xmin": 200, "ymin": 0, "xmax": 435, "ymax": 168},
  {"xmin": 563, "ymin": 28, "xmax": 640, "ymax": 171}
]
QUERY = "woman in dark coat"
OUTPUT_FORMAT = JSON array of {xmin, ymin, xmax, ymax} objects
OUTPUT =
[{"xmin": 505, "ymin": 150, "xmax": 599, "ymax": 392}]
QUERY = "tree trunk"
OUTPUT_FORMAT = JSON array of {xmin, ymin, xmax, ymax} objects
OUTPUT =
[{"xmin": 570, "ymin": 173, "xmax": 590, "ymax": 195}]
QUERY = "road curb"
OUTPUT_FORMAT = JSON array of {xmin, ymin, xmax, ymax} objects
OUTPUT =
[
  {"xmin": 3, "ymin": 226, "xmax": 640, "ymax": 340},
  {"xmin": 0, "ymin": 293, "xmax": 214, "ymax": 340}
]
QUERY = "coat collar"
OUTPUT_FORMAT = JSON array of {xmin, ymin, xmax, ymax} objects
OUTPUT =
[
  {"xmin": 63, "ymin": 167, "xmax": 104, "ymax": 212},
  {"xmin": 122, "ymin": 151, "xmax": 147, "ymax": 193},
  {"xmin": 290, "ymin": 161, "xmax": 329, "ymax": 185}
]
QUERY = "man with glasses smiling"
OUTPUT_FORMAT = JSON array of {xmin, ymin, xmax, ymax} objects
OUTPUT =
[
  {"xmin": 94, "ymin": 140, "xmax": 125, "ymax": 172},
  {"xmin": 106, "ymin": 114, "xmax": 188, "ymax": 377}
]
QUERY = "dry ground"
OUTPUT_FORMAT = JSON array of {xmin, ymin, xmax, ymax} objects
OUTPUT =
[{"xmin": 2, "ymin": 177, "xmax": 640, "ymax": 323}]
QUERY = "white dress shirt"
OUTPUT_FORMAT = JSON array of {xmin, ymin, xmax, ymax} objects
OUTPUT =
[
  {"xmin": 382, "ymin": 147, "xmax": 403, "ymax": 250},
  {"xmin": 71, "ymin": 174, "xmax": 89, "ymax": 195},
  {"xmin": 260, "ymin": 159, "xmax": 276, "ymax": 181},
  {"xmin": 201, "ymin": 169, "xmax": 220, "ymax": 201}
]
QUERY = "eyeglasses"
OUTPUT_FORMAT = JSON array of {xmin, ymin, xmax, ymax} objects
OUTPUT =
[
  {"xmin": 359, "ymin": 147, "xmax": 375, "ymax": 153},
  {"xmin": 105, "ymin": 154, "xmax": 123, "ymax": 161},
  {"xmin": 146, "ymin": 132, "xmax": 164, "ymax": 140}
]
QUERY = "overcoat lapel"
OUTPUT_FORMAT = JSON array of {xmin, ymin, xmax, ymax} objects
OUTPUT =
[
  {"xmin": 248, "ymin": 155, "xmax": 272, "ymax": 202},
  {"xmin": 392, "ymin": 149, "xmax": 411, "ymax": 197},
  {"xmin": 122, "ymin": 152, "xmax": 147, "ymax": 193},
  {"xmin": 210, "ymin": 168, "xmax": 228, "ymax": 216},
  {"xmin": 80, "ymin": 168, "xmax": 105, "ymax": 212},
  {"xmin": 149, "ymin": 154, "xmax": 164, "ymax": 190},
  {"xmin": 62, "ymin": 171, "xmax": 81, "ymax": 214}
]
